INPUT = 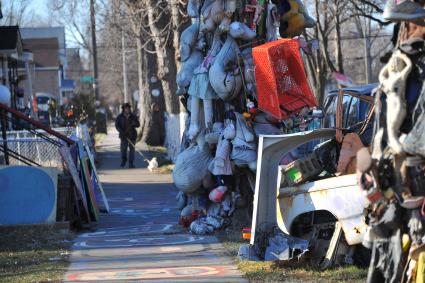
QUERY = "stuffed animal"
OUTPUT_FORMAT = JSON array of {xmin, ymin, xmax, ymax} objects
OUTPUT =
[
  {"xmin": 208, "ymin": 116, "xmax": 236, "ymax": 203},
  {"xmin": 209, "ymin": 126, "xmax": 234, "ymax": 175},
  {"xmin": 275, "ymin": 0, "xmax": 315, "ymax": 38},
  {"xmin": 205, "ymin": 122, "xmax": 224, "ymax": 144},
  {"xmin": 218, "ymin": 0, "xmax": 238, "ymax": 33},
  {"xmin": 176, "ymin": 50, "xmax": 204, "ymax": 95},
  {"xmin": 379, "ymin": 50, "xmax": 413, "ymax": 154},
  {"xmin": 180, "ymin": 23, "xmax": 200, "ymax": 62},
  {"xmin": 209, "ymin": 35, "xmax": 242, "ymax": 101},
  {"xmin": 244, "ymin": 0, "xmax": 265, "ymax": 29},
  {"xmin": 241, "ymin": 48, "xmax": 256, "ymax": 95},
  {"xmin": 200, "ymin": 0, "xmax": 225, "ymax": 32},
  {"xmin": 188, "ymin": 0, "xmax": 201, "ymax": 18},
  {"xmin": 230, "ymin": 112, "xmax": 257, "ymax": 171},
  {"xmin": 209, "ymin": 185, "xmax": 228, "ymax": 203},
  {"xmin": 266, "ymin": 1, "xmax": 280, "ymax": 41},
  {"xmin": 229, "ymin": 22, "xmax": 257, "ymax": 41}
]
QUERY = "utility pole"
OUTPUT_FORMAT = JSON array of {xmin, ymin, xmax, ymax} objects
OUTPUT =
[
  {"xmin": 90, "ymin": 0, "xmax": 99, "ymax": 100},
  {"xmin": 122, "ymin": 31, "xmax": 129, "ymax": 104},
  {"xmin": 364, "ymin": 36, "xmax": 372, "ymax": 84}
]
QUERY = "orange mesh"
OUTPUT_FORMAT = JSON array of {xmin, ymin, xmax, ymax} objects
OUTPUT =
[{"xmin": 253, "ymin": 39, "xmax": 317, "ymax": 120}]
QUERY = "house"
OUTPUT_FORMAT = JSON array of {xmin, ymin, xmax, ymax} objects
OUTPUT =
[
  {"xmin": 0, "ymin": 26, "xmax": 24, "ymax": 108},
  {"xmin": 66, "ymin": 47, "xmax": 91, "ymax": 97},
  {"xmin": 18, "ymin": 27, "xmax": 70, "ymax": 109}
]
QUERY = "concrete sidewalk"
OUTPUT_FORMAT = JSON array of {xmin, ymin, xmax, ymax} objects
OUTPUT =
[{"xmin": 64, "ymin": 127, "xmax": 246, "ymax": 282}]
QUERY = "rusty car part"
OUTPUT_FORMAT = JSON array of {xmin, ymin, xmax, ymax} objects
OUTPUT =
[{"xmin": 249, "ymin": 129, "xmax": 368, "ymax": 267}]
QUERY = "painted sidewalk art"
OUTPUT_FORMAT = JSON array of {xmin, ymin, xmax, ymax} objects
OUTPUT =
[
  {"xmin": 66, "ymin": 265, "xmax": 228, "ymax": 281},
  {"xmin": 85, "ymin": 143, "xmax": 110, "ymax": 213},
  {"xmin": 80, "ymin": 224, "xmax": 173, "ymax": 238},
  {"xmin": 108, "ymin": 208, "xmax": 174, "ymax": 217},
  {"xmin": 107, "ymin": 197, "xmax": 134, "ymax": 202},
  {"xmin": 77, "ymin": 141, "xmax": 99, "ymax": 221},
  {"xmin": 0, "ymin": 166, "xmax": 58, "ymax": 225},
  {"xmin": 59, "ymin": 146, "xmax": 90, "ymax": 222},
  {"xmin": 73, "ymin": 243, "xmax": 208, "ymax": 259},
  {"xmin": 68, "ymin": 251, "xmax": 235, "ymax": 270},
  {"xmin": 74, "ymin": 234, "xmax": 205, "ymax": 249}
]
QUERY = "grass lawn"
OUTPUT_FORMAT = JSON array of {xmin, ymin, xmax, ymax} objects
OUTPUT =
[
  {"xmin": 157, "ymin": 163, "xmax": 175, "ymax": 174},
  {"xmin": 94, "ymin": 133, "xmax": 107, "ymax": 148},
  {"xmin": 217, "ymin": 210, "xmax": 368, "ymax": 283},
  {"xmin": 0, "ymin": 225, "xmax": 74, "ymax": 283}
]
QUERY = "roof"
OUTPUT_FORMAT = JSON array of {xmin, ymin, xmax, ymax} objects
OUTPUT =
[
  {"xmin": 21, "ymin": 27, "xmax": 67, "ymax": 67},
  {"xmin": 20, "ymin": 27, "xmax": 66, "ymax": 49},
  {"xmin": 35, "ymin": 92, "xmax": 56, "ymax": 99},
  {"xmin": 0, "ymin": 26, "xmax": 23, "ymax": 54},
  {"xmin": 23, "ymin": 38, "xmax": 60, "ymax": 68},
  {"xmin": 328, "ymin": 83, "xmax": 378, "ymax": 96}
]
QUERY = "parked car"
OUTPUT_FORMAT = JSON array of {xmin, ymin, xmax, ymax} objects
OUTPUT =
[
  {"xmin": 322, "ymin": 84, "xmax": 377, "ymax": 129},
  {"xmin": 35, "ymin": 92, "xmax": 58, "ymax": 126}
]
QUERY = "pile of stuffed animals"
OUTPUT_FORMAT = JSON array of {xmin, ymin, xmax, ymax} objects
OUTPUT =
[{"xmin": 173, "ymin": 0, "xmax": 316, "ymax": 234}]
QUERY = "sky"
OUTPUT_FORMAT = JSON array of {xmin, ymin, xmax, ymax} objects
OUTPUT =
[
  {"xmin": 2, "ymin": 0, "xmax": 85, "ymax": 48},
  {"xmin": 27, "ymin": 0, "xmax": 48, "ymax": 13}
]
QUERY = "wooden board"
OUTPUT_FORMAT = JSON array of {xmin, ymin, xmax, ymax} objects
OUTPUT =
[
  {"xmin": 84, "ymin": 144, "xmax": 110, "ymax": 213},
  {"xmin": 77, "ymin": 141, "xmax": 99, "ymax": 221},
  {"xmin": 59, "ymin": 146, "xmax": 90, "ymax": 222},
  {"xmin": 0, "ymin": 166, "xmax": 57, "ymax": 225}
]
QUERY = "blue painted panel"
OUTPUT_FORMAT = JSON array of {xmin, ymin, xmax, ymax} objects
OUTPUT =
[{"xmin": 0, "ymin": 166, "xmax": 57, "ymax": 225}]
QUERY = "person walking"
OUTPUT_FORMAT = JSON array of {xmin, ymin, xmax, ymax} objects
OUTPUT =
[{"xmin": 115, "ymin": 103, "xmax": 140, "ymax": 168}]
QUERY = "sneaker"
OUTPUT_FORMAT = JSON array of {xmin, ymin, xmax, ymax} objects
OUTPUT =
[
  {"xmin": 120, "ymin": 161, "xmax": 126, "ymax": 168},
  {"xmin": 129, "ymin": 163, "xmax": 135, "ymax": 168},
  {"xmin": 383, "ymin": 0, "xmax": 425, "ymax": 21}
]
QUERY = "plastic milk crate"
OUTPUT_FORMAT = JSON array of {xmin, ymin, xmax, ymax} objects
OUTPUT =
[{"xmin": 253, "ymin": 38, "xmax": 317, "ymax": 120}]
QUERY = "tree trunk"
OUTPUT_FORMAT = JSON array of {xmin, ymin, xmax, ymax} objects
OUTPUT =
[
  {"xmin": 170, "ymin": 0, "xmax": 182, "ymax": 69},
  {"xmin": 334, "ymin": 10, "xmax": 344, "ymax": 74},
  {"xmin": 136, "ymin": 36, "xmax": 153, "ymax": 143},
  {"xmin": 147, "ymin": 0, "xmax": 182, "ymax": 161},
  {"xmin": 146, "ymin": 1, "xmax": 180, "ymax": 115}
]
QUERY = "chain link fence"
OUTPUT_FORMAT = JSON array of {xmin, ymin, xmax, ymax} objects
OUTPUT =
[{"xmin": 1, "ymin": 127, "xmax": 76, "ymax": 171}]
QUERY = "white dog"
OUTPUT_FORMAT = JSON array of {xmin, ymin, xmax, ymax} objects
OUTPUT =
[{"xmin": 147, "ymin": 157, "xmax": 158, "ymax": 172}]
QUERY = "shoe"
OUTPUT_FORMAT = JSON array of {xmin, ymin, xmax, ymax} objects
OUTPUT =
[
  {"xmin": 129, "ymin": 163, "xmax": 135, "ymax": 168},
  {"xmin": 383, "ymin": 0, "xmax": 425, "ymax": 21},
  {"xmin": 120, "ymin": 161, "xmax": 126, "ymax": 168}
]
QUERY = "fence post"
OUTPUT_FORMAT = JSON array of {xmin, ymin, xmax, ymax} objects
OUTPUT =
[{"xmin": 0, "ymin": 109, "xmax": 10, "ymax": 165}]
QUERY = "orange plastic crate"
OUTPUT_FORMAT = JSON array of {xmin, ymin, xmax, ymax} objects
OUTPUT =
[{"xmin": 253, "ymin": 39, "xmax": 317, "ymax": 120}]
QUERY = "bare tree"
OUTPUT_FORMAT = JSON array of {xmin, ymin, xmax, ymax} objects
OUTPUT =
[
  {"xmin": 47, "ymin": 0, "xmax": 93, "ymax": 53},
  {"xmin": 0, "ymin": 0, "xmax": 36, "ymax": 26},
  {"xmin": 304, "ymin": 0, "xmax": 386, "ymax": 104}
]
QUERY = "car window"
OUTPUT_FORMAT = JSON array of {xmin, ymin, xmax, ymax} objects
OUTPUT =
[
  {"xmin": 346, "ymin": 97, "xmax": 359, "ymax": 127},
  {"xmin": 37, "ymin": 97, "xmax": 49, "ymax": 104},
  {"xmin": 324, "ymin": 96, "xmax": 336, "ymax": 128}
]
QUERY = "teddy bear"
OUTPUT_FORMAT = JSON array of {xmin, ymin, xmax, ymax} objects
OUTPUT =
[
  {"xmin": 209, "ymin": 35, "xmax": 242, "ymax": 101},
  {"xmin": 274, "ymin": 0, "xmax": 315, "ymax": 38}
]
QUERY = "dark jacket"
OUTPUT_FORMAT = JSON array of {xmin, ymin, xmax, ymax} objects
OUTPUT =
[{"xmin": 115, "ymin": 112, "xmax": 140, "ymax": 141}]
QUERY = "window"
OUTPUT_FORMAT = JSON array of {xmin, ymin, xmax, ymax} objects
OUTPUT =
[
  {"xmin": 346, "ymin": 97, "xmax": 359, "ymax": 127},
  {"xmin": 324, "ymin": 95, "xmax": 337, "ymax": 128}
]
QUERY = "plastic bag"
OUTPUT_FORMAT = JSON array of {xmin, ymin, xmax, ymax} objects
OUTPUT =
[
  {"xmin": 190, "ymin": 219, "xmax": 214, "ymax": 235},
  {"xmin": 173, "ymin": 144, "xmax": 213, "ymax": 193}
]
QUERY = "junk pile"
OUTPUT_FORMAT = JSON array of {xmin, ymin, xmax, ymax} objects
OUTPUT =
[
  {"xmin": 173, "ymin": 0, "xmax": 318, "ymax": 235},
  {"xmin": 356, "ymin": 3, "xmax": 425, "ymax": 282}
]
